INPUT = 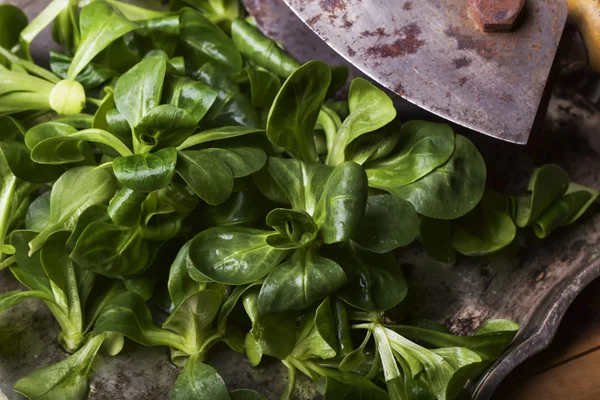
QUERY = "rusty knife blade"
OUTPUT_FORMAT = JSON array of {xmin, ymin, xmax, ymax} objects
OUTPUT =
[{"xmin": 283, "ymin": 0, "xmax": 567, "ymax": 144}]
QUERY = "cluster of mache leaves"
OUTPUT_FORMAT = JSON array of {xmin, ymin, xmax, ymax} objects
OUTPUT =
[{"xmin": 0, "ymin": 1, "xmax": 597, "ymax": 399}]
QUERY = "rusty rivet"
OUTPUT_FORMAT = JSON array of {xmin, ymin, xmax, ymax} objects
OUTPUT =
[{"xmin": 469, "ymin": 0, "xmax": 526, "ymax": 33}]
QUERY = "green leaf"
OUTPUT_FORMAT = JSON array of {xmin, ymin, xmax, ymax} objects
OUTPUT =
[
  {"xmin": 140, "ymin": 190, "xmax": 182, "ymax": 241},
  {"xmin": 177, "ymin": 8, "xmax": 242, "ymax": 74},
  {"xmin": 0, "ymin": 5, "xmax": 27, "ymax": 51},
  {"xmin": 335, "ymin": 242, "xmax": 407, "ymax": 312},
  {"xmin": 113, "ymin": 147, "xmax": 177, "ymax": 192},
  {"xmin": 168, "ymin": 242, "xmax": 204, "ymax": 308},
  {"xmin": 136, "ymin": 104, "xmax": 198, "ymax": 150},
  {"xmin": 0, "ymin": 141, "xmax": 63, "ymax": 183},
  {"xmin": 231, "ymin": 19, "xmax": 300, "ymax": 78},
  {"xmin": 246, "ymin": 67, "xmax": 282, "ymax": 108},
  {"xmin": 452, "ymin": 191, "xmax": 517, "ymax": 256},
  {"xmin": 392, "ymin": 319, "xmax": 518, "ymax": 378},
  {"xmin": 313, "ymin": 162, "xmax": 368, "ymax": 244},
  {"xmin": 139, "ymin": 15, "xmax": 181, "ymax": 57},
  {"xmin": 67, "ymin": 1, "xmax": 138, "ymax": 80},
  {"xmin": 419, "ymin": 216, "xmax": 456, "ymax": 264},
  {"xmin": 178, "ymin": 126, "xmax": 265, "ymax": 150},
  {"xmin": 70, "ymin": 220, "xmax": 149, "ymax": 278},
  {"xmin": 176, "ymin": 150, "xmax": 233, "ymax": 205},
  {"xmin": 533, "ymin": 182, "xmax": 600, "ymax": 238},
  {"xmin": 50, "ymin": 51, "xmax": 118, "ymax": 89},
  {"xmin": 163, "ymin": 289, "xmax": 223, "ymax": 353},
  {"xmin": 266, "ymin": 61, "xmax": 331, "ymax": 162},
  {"xmin": 217, "ymin": 282, "xmax": 263, "ymax": 334},
  {"xmin": 114, "ymin": 55, "xmax": 167, "ymax": 129},
  {"xmin": 344, "ymin": 123, "xmax": 402, "ymax": 166},
  {"xmin": 13, "ymin": 334, "xmax": 105, "ymax": 400},
  {"xmin": 314, "ymin": 371, "xmax": 389, "ymax": 400},
  {"xmin": 366, "ymin": 121, "xmax": 455, "ymax": 187},
  {"xmin": 258, "ymin": 246, "xmax": 346, "ymax": 313},
  {"xmin": 28, "ymin": 166, "xmax": 118, "ymax": 255},
  {"xmin": 194, "ymin": 63, "xmax": 260, "ymax": 128},
  {"xmin": 26, "ymin": 192, "xmax": 51, "ymax": 232},
  {"xmin": 267, "ymin": 157, "xmax": 332, "ymax": 215},
  {"xmin": 0, "ymin": 290, "xmax": 54, "ymax": 313},
  {"xmin": 188, "ymin": 226, "xmax": 289, "ymax": 284},
  {"xmin": 9, "ymin": 230, "xmax": 52, "ymax": 293},
  {"xmin": 31, "ymin": 128, "xmax": 132, "ymax": 162},
  {"xmin": 107, "ymin": 187, "xmax": 147, "ymax": 226},
  {"xmin": 353, "ymin": 194, "xmax": 418, "ymax": 253},
  {"xmin": 94, "ymin": 291, "xmax": 187, "ymax": 350},
  {"xmin": 384, "ymin": 135, "xmax": 486, "ymax": 219},
  {"xmin": 291, "ymin": 298, "xmax": 339, "ymax": 360},
  {"xmin": 163, "ymin": 75, "xmax": 219, "ymax": 122},
  {"xmin": 171, "ymin": 355, "xmax": 230, "ymax": 400},
  {"xmin": 202, "ymin": 147, "xmax": 267, "ymax": 178},
  {"xmin": 326, "ymin": 78, "xmax": 396, "ymax": 166},
  {"xmin": 243, "ymin": 288, "xmax": 297, "ymax": 362},
  {"xmin": 266, "ymin": 208, "xmax": 318, "ymax": 250},
  {"xmin": 24, "ymin": 122, "xmax": 91, "ymax": 165},
  {"xmin": 199, "ymin": 190, "xmax": 271, "ymax": 227},
  {"xmin": 18, "ymin": 0, "xmax": 70, "ymax": 61},
  {"xmin": 339, "ymin": 331, "xmax": 371, "ymax": 372},
  {"xmin": 65, "ymin": 204, "xmax": 110, "ymax": 251},
  {"xmin": 515, "ymin": 164, "xmax": 570, "ymax": 228}
]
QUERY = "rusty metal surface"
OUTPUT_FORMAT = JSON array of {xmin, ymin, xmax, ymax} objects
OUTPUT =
[{"xmin": 282, "ymin": 0, "xmax": 567, "ymax": 144}]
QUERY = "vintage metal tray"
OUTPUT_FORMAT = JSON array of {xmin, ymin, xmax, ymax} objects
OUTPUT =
[{"xmin": 1, "ymin": 1, "xmax": 599, "ymax": 398}]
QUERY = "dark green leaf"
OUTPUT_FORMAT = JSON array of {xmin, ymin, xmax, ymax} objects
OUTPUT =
[
  {"xmin": 66, "ymin": 204, "xmax": 111, "ymax": 251},
  {"xmin": 136, "ymin": 104, "xmax": 198, "ymax": 150},
  {"xmin": 140, "ymin": 190, "xmax": 182, "ymax": 241},
  {"xmin": 50, "ymin": 51, "xmax": 118, "ymax": 89},
  {"xmin": 13, "ymin": 334, "xmax": 105, "ymax": 400},
  {"xmin": 0, "ymin": 141, "xmax": 63, "ymax": 183},
  {"xmin": 176, "ymin": 150, "xmax": 233, "ymax": 205},
  {"xmin": 246, "ymin": 67, "xmax": 281, "ymax": 108},
  {"xmin": 202, "ymin": 146, "xmax": 267, "ymax": 178},
  {"xmin": 168, "ymin": 242, "xmax": 204, "ymax": 308},
  {"xmin": 419, "ymin": 216, "xmax": 456, "ymax": 264},
  {"xmin": 178, "ymin": 126, "xmax": 265, "ymax": 150},
  {"xmin": 171, "ymin": 355, "xmax": 230, "ymax": 400},
  {"xmin": 9, "ymin": 230, "xmax": 52, "ymax": 293},
  {"xmin": 0, "ymin": 5, "xmax": 27, "ymax": 50},
  {"xmin": 113, "ymin": 147, "xmax": 177, "ymax": 192},
  {"xmin": 314, "ymin": 162, "xmax": 368, "ymax": 244},
  {"xmin": 384, "ymin": 135, "xmax": 486, "ymax": 219},
  {"xmin": 231, "ymin": 19, "xmax": 299, "ymax": 78},
  {"xmin": 199, "ymin": 190, "xmax": 270, "ymax": 227},
  {"xmin": 266, "ymin": 208, "xmax": 318, "ymax": 250},
  {"xmin": 139, "ymin": 15, "xmax": 180, "ymax": 57},
  {"xmin": 107, "ymin": 187, "xmax": 147, "ymax": 226},
  {"xmin": 177, "ymin": 8, "xmax": 242, "ymax": 73},
  {"xmin": 163, "ymin": 75, "xmax": 219, "ymax": 122},
  {"xmin": 28, "ymin": 166, "xmax": 118, "ymax": 254},
  {"xmin": 94, "ymin": 291, "xmax": 187, "ymax": 349},
  {"xmin": 70, "ymin": 220, "xmax": 149, "ymax": 278},
  {"xmin": 291, "ymin": 298, "xmax": 339, "ymax": 360},
  {"xmin": 515, "ymin": 164, "xmax": 570, "ymax": 228},
  {"xmin": 243, "ymin": 288, "xmax": 297, "ymax": 362},
  {"xmin": 114, "ymin": 55, "xmax": 167, "ymax": 129},
  {"xmin": 26, "ymin": 192, "xmax": 51, "ymax": 232},
  {"xmin": 266, "ymin": 61, "xmax": 331, "ymax": 162},
  {"xmin": 258, "ymin": 246, "xmax": 346, "ymax": 313},
  {"xmin": 452, "ymin": 191, "xmax": 516, "ymax": 256},
  {"xmin": 335, "ymin": 242, "xmax": 407, "ymax": 311},
  {"xmin": 353, "ymin": 194, "xmax": 418, "ymax": 253},
  {"xmin": 194, "ymin": 63, "xmax": 260, "ymax": 128},
  {"xmin": 188, "ymin": 226, "xmax": 289, "ymax": 284}
]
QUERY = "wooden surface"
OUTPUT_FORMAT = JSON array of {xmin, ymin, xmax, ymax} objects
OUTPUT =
[{"xmin": 492, "ymin": 277, "xmax": 600, "ymax": 399}]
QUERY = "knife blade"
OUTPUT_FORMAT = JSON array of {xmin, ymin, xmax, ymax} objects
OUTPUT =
[{"xmin": 282, "ymin": 0, "xmax": 567, "ymax": 144}]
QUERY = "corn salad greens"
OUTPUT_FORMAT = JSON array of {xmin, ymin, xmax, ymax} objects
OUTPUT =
[{"xmin": 0, "ymin": 1, "xmax": 597, "ymax": 399}]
